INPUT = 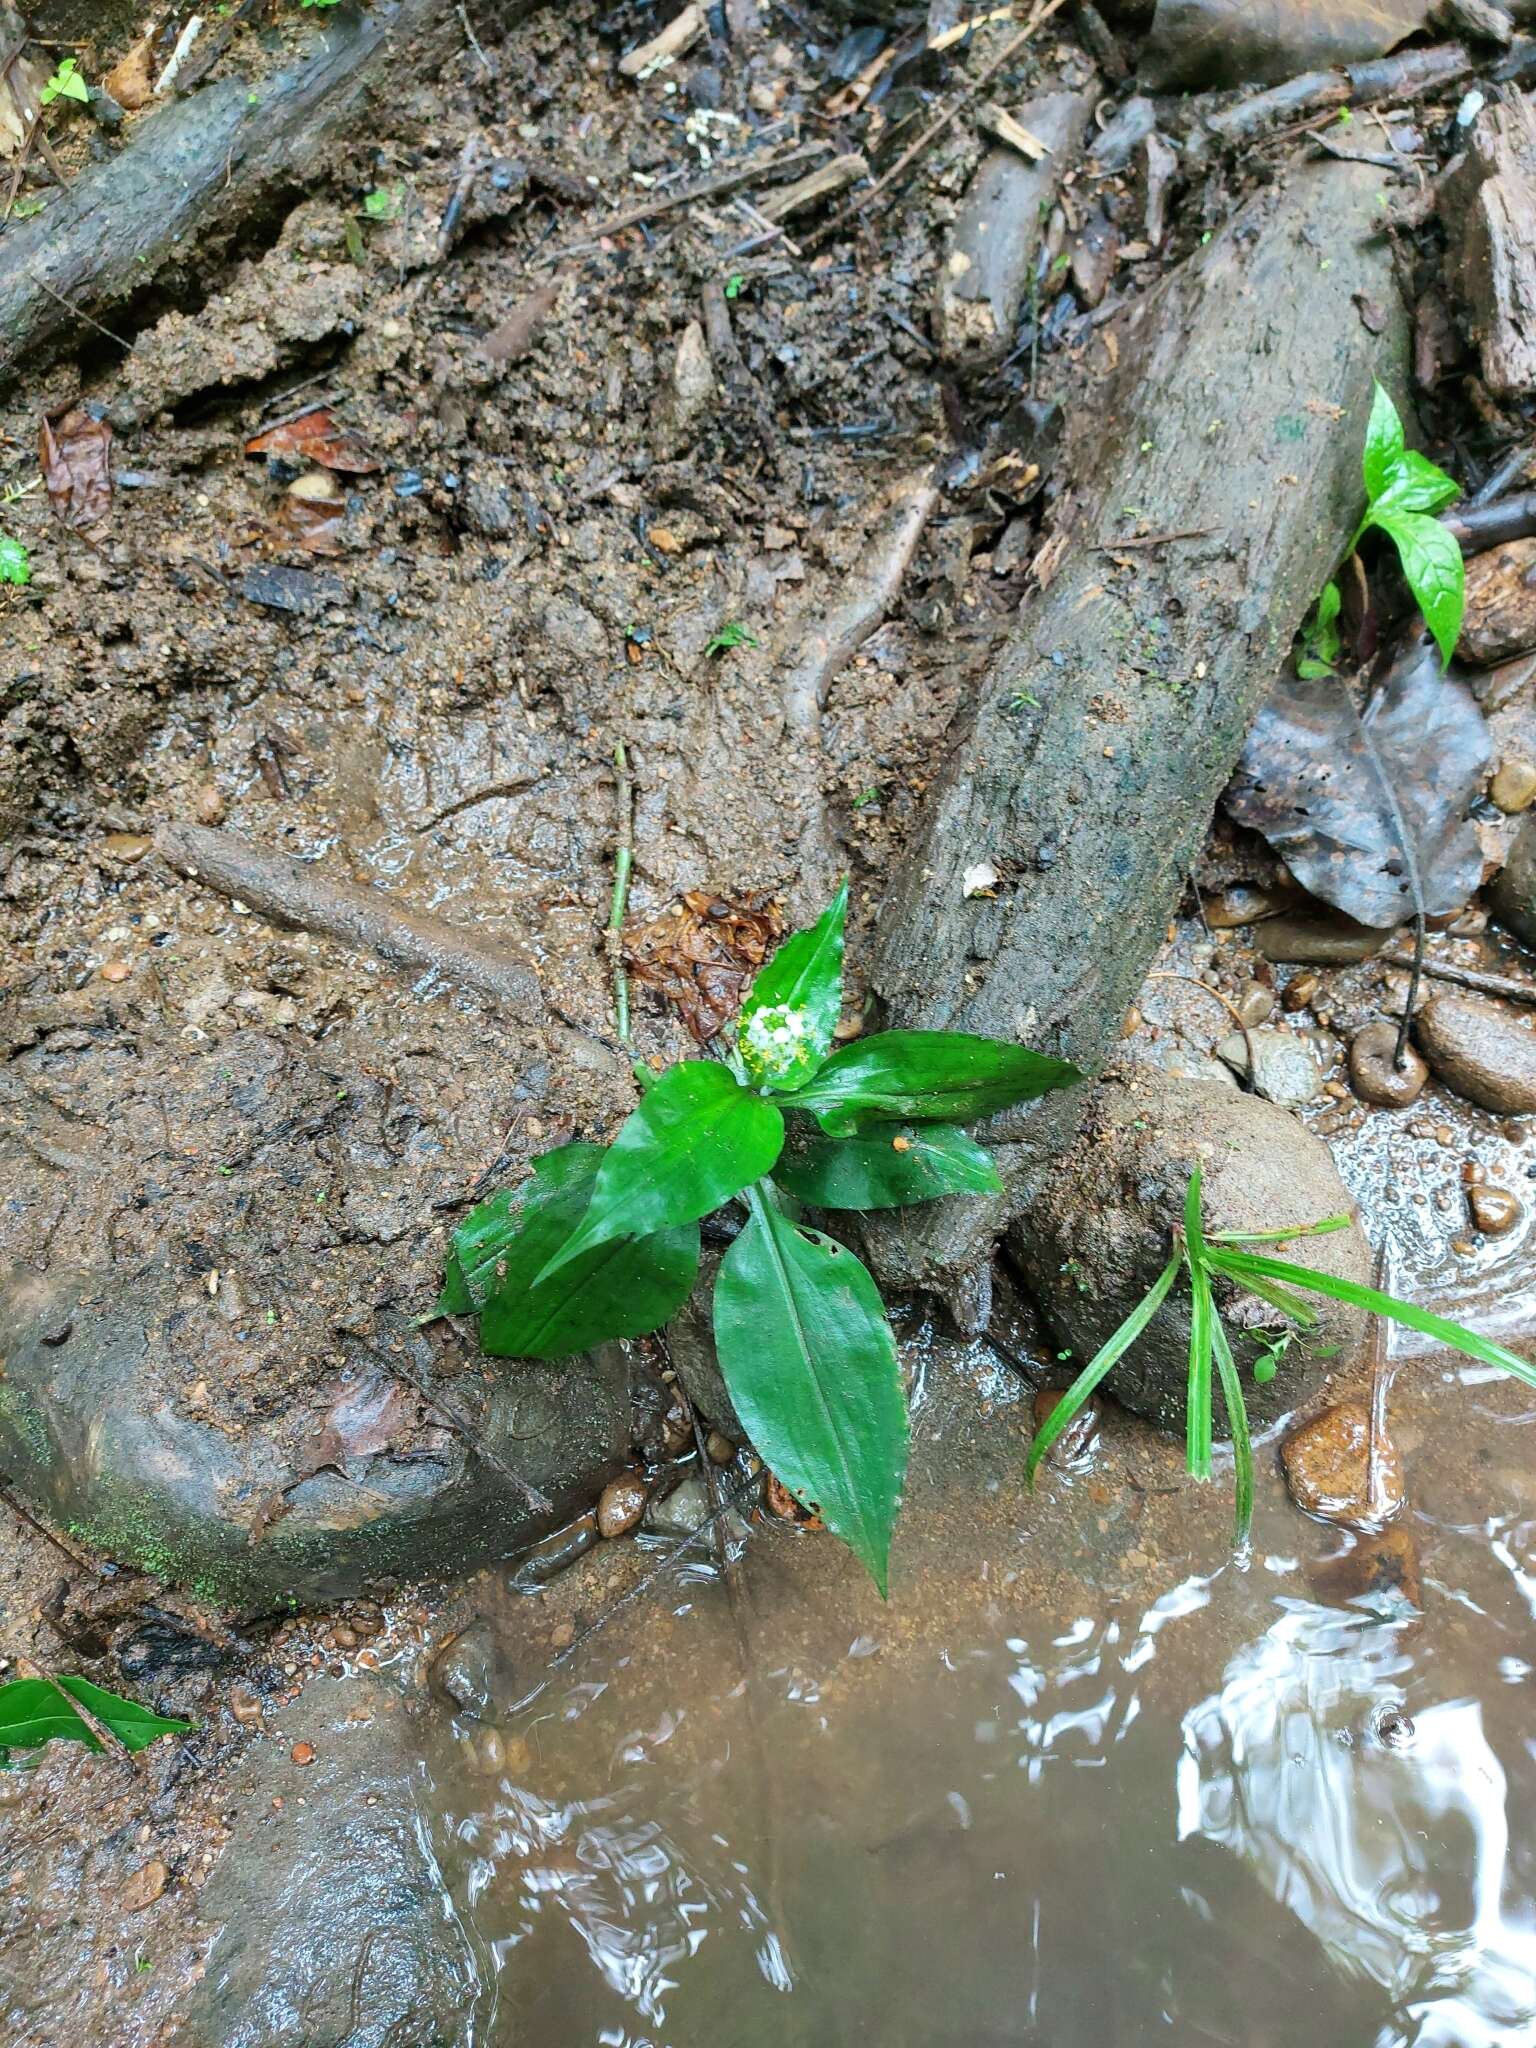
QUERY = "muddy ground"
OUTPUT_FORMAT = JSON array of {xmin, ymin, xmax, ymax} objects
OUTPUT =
[{"xmin": 3, "ymin": 1, "xmax": 1536, "ymax": 2043}]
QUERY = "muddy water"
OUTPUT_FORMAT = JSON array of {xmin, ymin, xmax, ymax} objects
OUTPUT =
[{"xmin": 411, "ymin": 1314, "xmax": 1536, "ymax": 2048}]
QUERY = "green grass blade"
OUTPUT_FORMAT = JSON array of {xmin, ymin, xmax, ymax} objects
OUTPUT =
[
  {"xmin": 1208, "ymin": 1216, "xmax": 1352, "ymax": 1246},
  {"xmin": 1208, "ymin": 1302, "xmax": 1254, "ymax": 1547},
  {"xmin": 1026, "ymin": 1249, "xmax": 1182, "ymax": 1488},
  {"xmin": 1183, "ymin": 1164, "xmax": 1206, "ymax": 1254},
  {"xmin": 1186, "ymin": 1248, "xmax": 1214, "ymax": 1481},
  {"xmin": 1204, "ymin": 1255, "xmax": 1323, "ymax": 1329},
  {"xmin": 1210, "ymin": 1249, "xmax": 1536, "ymax": 1389}
]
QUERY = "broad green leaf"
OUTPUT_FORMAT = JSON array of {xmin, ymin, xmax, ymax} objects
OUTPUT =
[
  {"xmin": 536, "ymin": 1062, "xmax": 783, "ymax": 1281},
  {"xmin": 1026, "ymin": 1249, "xmax": 1181, "ymax": 1487},
  {"xmin": 1372, "ymin": 446, "xmax": 1460, "ymax": 519},
  {"xmin": 1204, "ymin": 1247, "xmax": 1536, "ymax": 1390},
  {"xmin": 739, "ymin": 879, "xmax": 847, "ymax": 1090},
  {"xmin": 1208, "ymin": 1308, "xmax": 1254, "ymax": 1545},
  {"xmin": 1361, "ymin": 379, "xmax": 1405, "ymax": 503},
  {"xmin": 1370, "ymin": 508, "xmax": 1465, "ymax": 668},
  {"xmin": 436, "ymin": 1143, "xmax": 699, "ymax": 1358},
  {"xmin": 0, "ymin": 1675, "xmax": 192, "ymax": 1757},
  {"xmin": 770, "ymin": 1121, "xmax": 1003, "ymax": 1210},
  {"xmin": 776, "ymin": 1030, "xmax": 1080, "ymax": 1137},
  {"xmin": 0, "ymin": 535, "xmax": 29, "ymax": 586},
  {"xmin": 714, "ymin": 1190, "xmax": 907, "ymax": 1593}
]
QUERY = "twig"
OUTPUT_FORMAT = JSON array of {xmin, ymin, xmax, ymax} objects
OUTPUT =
[
  {"xmin": 30, "ymin": 275, "xmax": 135, "ymax": 353},
  {"xmin": 373, "ymin": 1355, "xmax": 552, "ymax": 1515},
  {"xmin": 457, "ymin": 1, "xmax": 494, "ymax": 73},
  {"xmin": 1380, "ymin": 946, "xmax": 1536, "ymax": 1006},
  {"xmin": 808, "ymin": 0, "xmax": 1068, "ymax": 249},
  {"xmin": 14, "ymin": 1654, "xmax": 137, "ymax": 1765},
  {"xmin": 1350, "ymin": 687, "xmax": 1424, "ymax": 1067},
  {"xmin": 608, "ymin": 740, "xmax": 636, "ymax": 1051},
  {"xmin": 0, "ymin": 1475, "xmax": 99, "ymax": 1572},
  {"xmin": 1148, "ymin": 971, "xmax": 1256, "ymax": 1088},
  {"xmin": 1093, "ymin": 526, "xmax": 1212, "ymax": 552},
  {"xmin": 1443, "ymin": 488, "xmax": 1536, "ymax": 553},
  {"xmin": 542, "ymin": 141, "xmax": 830, "ymax": 260}
]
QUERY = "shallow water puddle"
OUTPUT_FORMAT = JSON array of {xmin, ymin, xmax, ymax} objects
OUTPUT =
[{"xmin": 422, "ymin": 1351, "xmax": 1536, "ymax": 2048}]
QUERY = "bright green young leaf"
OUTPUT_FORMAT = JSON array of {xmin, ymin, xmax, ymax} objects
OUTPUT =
[
  {"xmin": 1369, "ymin": 507, "xmax": 1465, "ymax": 669},
  {"xmin": 536, "ymin": 1062, "xmax": 783, "ymax": 1281},
  {"xmin": 40, "ymin": 57, "xmax": 89, "ymax": 106},
  {"xmin": 738, "ymin": 879, "xmax": 847, "ymax": 1090},
  {"xmin": 770, "ymin": 1121, "xmax": 1002, "ymax": 1210},
  {"xmin": 1204, "ymin": 1246, "xmax": 1536, "ymax": 1390},
  {"xmin": 775, "ymin": 1030, "xmax": 1080, "ymax": 1136},
  {"xmin": 1296, "ymin": 579, "xmax": 1341, "ymax": 679},
  {"xmin": 436, "ymin": 1143, "xmax": 699, "ymax": 1357},
  {"xmin": 0, "ymin": 1675, "xmax": 192, "ymax": 1757},
  {"xmin": 714, "ymin": 1189, "xmax": 907, "ymax": 1593},
  {"xmin": 1361, "ymin": 378, "xmax": 1405, "ymax": 503},
  {"xmin": 1026, "ymin": 1249, "xmax": 1182, "ymax": 1486},
  {"xmin": 1372, "ymin": 446, "xmax": 1461, "ymax": 519},
  {"xmin": 0, "ymin": 535, "xmax": 29, "ymax": 586}
]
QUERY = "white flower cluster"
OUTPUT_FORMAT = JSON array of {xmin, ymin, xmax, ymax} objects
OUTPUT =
[{"xmin": 742, "ymin": 1002, "xmax": 811, "ymax": 1083}]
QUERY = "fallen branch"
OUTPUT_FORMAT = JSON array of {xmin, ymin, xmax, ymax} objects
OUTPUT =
[
  {"xmin": 1381, "ymin": 945, "xmax": 1536, "ymax": 1005},
  {"xmin": 1444, "ymin": 488, "xmax": 1536, "ymax": 551},
  {"xmin": 154, "ymin": 824, "xmax": 624, "ymax": 1075}
]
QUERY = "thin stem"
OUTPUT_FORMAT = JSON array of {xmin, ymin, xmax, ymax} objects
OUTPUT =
[{"xmin": 608, "ymin": 739, "xmax": 635, "ymax": 1050}]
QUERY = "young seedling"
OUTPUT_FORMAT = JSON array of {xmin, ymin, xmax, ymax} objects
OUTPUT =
[
  {"xmin": 705, "ymin": 620, "xmax": 758, "ymax": 657},
  {"xmin": 0, "ymin": 535, "xmax": 30, "ymax": 585},
  {"xmin": 1298, "ymin": 379, "xmax": 1464, "ymax": 677},
  {"xmin": 435, "ymin": 882, "xmax": 1080, "ymax": 1592},
  {"xmin": 0, "ymin": 1673, "xmax": 191, "ymax": 1769},
  {"xmin": 362, "ymin": 183, "xmax": 406, "ymax": 222},
  {"xmin": 1028, "ymin": 1166, "xmax": 1535, "ymax": 1544},
  {"xmin": 40, "ymin": 58, "xmax": 89, "ymax": 106}
]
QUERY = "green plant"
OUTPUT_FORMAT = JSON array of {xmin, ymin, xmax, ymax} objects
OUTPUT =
[
  {"xmin": 362, "ymin": 183, "xmax": 405, "ymax": 221},
  {"xmin": 435, "ymin": 883, "xmax": 1079, "ymax": 1590},
  {"xmin": 1028, "ymin": 1167, "xmax": 1536, "ymax": 1543},
  {"xmin": 40, "ymin": 57, "xmax": 88, "ymax": 106},
  {"xmin": 704, "ymin": 620, "xmax": 758, "ymax": 657},
  {"xmin": 0, "ymin": 1673, "xmax": 191, "ymax": 1768},
  {"xmin": 0, "ymin": 535, "xmax": 29, "ymax": 585},
  {"xmin": 1299, "ymin": 380, "xmax": 1464, "ymax": 676},
  {"xmin": 724, "ymin": 273, "xmax": 745, "ymax": 299}
]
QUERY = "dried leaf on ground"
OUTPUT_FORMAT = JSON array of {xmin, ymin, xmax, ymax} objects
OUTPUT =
[
  {"xmin": 250, "ymin": 1372, "xmax": 427, "ymax": 1544},
  {"xmin": 1139, "ymin": 0, "xmax": 1430, "ymax": 90},
  {"xmin": 271, "ymin": 486, "xmax": 346, "ymax": 555},
  {"xmin": 245, "ymin": 405, "xmax": 378, "ymax": 474},
  {"xmin": 40, "ymin": 410, "xmax": 113, "ymax": 532},
  {"xmin": 1226, "ymin": 640, "xmax": 1493, "ymax": 930},
  {"xmin": 623, "ymin": 889, "xmax": 786, "ymax": 1042}
]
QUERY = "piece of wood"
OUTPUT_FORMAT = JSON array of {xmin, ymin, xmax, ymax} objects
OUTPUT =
[
  {"xmin": 757, "ymin": 152, "xmax": 868, "ymax": 222},
  {"xmin": 975, "ymin": 101, "xmax": 1051, "ymax": 160},
  {"xmin": 618, "ymin": 2, "xmax": 706, "ymax": 78},
  {"xmin": 0, "ymin": 0, "xmax": 451, "ymax": 384},
  {"xmin": 865, "ymin": 158, "xmax": 1410, "ymax": 1305},
  {"xmin": 935, "ymin": 90, "xmax": 1091, "ymax": 364},
  {"xmin": 1444, "ymin": 90, "xmax": 1536, "ymax": 399}
]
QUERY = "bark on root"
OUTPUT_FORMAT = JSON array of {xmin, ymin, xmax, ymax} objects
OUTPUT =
[{"xmin": 864, "ymin": 158, "xmax": 1410, "ymax": 1315}]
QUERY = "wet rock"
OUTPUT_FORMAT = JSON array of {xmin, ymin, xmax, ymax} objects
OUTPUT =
[
  {"xmin": 120, "ymin": 1860, "xmax": 169, "ymax": 1912},
  {"xmin": 1309, "ymin": 1523, "xmax": 1422, "ymax": 1614},
  {"xmin": 117, "ymin": 1614, "xmax": 233, "ymax": 1683},
  {"xmin": 101, "ymin": 832, "xmax": 152, "ymax": 863},
  {"xmin": 428, "ymin": 1620, "xmax": 497, "ymax": 1718},
  {"xmin": 706, "ymin": 1430, "xmax": 735, "ymax": 1465},
  {"xmin": 1414, "ymin": 992, "xmax": 1536, "ymax": 1114},
  {"xmin": 1281, "ymin": 970, "xmax": 1321, "ymax": 1013},
  {"xmin": 1468, "ymin": 1183, "xmax": 1522, "ymax": 1234},
  {"xmin": 1489, "ymin": 809, "xmax": 1536, "ymax": 948},
  {"xmin": 459, "ymin": 467, "xmax": 516, "ymax": 538},
  {"xmin": 1255, "ymin": 911, "xmax": 1389, "ymax": 965},
  {"xmin": 1201, "ymin": 882, "xmax": 1293, "ymax": 931},
  {"xmin": 1135, "ymin": 1040, "xmax": 1239, "ymax": 1091},
  {"xmin": 665, "ymin": 1250, "xmax": 744, "ymax": 1438},
  {"xmin": 187, "ymin": 1674, "xmax": 480, "ymax": 2046},
  {"xmin": 653, "ymin": 319, "xmax": 717, "ymax": 456},
  {"xmin": 1010, "ymin": 1074, "xmax": 1371, "ymax": 1437},
  {"xmin": 238, "ymin": 564, "xmax": 346, "ymax": 615},
  {"xmin": 1281, "ymin": 1401, "xmax": 1404, "ymax": 1527},
  {"xmin": 596, "ymin": 1474, "xmax": 648, "ymax": 1539},
  {"xmin": 1457, "ymin": 536, "xmax": 1536, "ymax": 664},
  {"xmin": 1236, "ymin": 982, "xmax": 1275, "ymax": 1027},
  {"xmin": 642, "ymin": 1474, "xmax": 711, "ymax": 1538},
  {"xmin": 1215, "ymin": 1026, "xmax": 1323, "ymax": 1106},
  {"xmin": 1490, "ymin": 752, "xmax": 1536, "ymax": 813},
  {"xmin": 228, "ymin": 1685, "xmax": 263, "ymax": 1726},
  {"xmin": 1348, "ymin": 1020, "xmax": 1428, "ymax": 1107},
  {"xmin": 1030, "ymin": 1388, "xmax": 1101, "ymax": 1466},
  {"xmin": 507, "ymin": 1512, "xmax": 598, "ymax": 1591}
]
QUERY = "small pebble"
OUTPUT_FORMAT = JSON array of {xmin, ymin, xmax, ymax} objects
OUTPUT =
[
  {"xmin": 1281, "ymin": 1400, "xmax": 1405, "ymax": 1528},
  {"xmin": 101, "ymin": 832, "xmax": 151, "ymax": 863},
  {"xmin": 290, "ymin": 1742, "xmax": 315, "ymax": 1766},
  {"xmin": 1282, "ymin": 971, "xmax": 1321, "ymax": 1013},
  {"xmin": 99, "ymin": 960, "xmax": 132, "ymax": 984},
  {"xmin": 228, "ymin": 1685, "xmax": 263, "ymax": 1725},
  {"xmin": 1203, "ymin": 883, "xmax": 1292, "ymax": 930},
  {"xmin": 1237, "ymin": 982, "xmax": 1275, "ymax": 1027},
  {"xmin": 1468, "ymin": 1184, "xmax": 1522, "ymax": 1235},
  {"xmin": 120, "ymin": 1859, "xmax": 169, "ymax": 1912},
  {"xmin": 1347, "ymin": 1020, "xmax": 1428, "ymax": 1107},
  {"xmin": 705, "ymin": 1430, "xmax": 736, "ymax": 1465},
  {"xmin": 1491, "ymin": 754, "xmax": 1536, "ymax": 814},
  {"xmin": 549, "ymin": 1620, "xmax": 575, "ymax": 1650},
  {"xmin": 193, "ymin": 784, "xmax": 226, "ymax": 825},
  {"xmin": 596, "ymin": 1474, "xmax": 649, "ymax": 1539}
]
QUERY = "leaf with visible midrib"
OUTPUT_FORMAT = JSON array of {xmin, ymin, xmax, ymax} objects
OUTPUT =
[
  {"xmin": 536, "ymin": 1062, "xmax": 783, "ymax": 1282},
  {"xmin": 714, "ymin": 1191, "xmax": 907, "ymax": 1593},
  {"xmin": 776, "ymin": 1030, "xmax": 1080, "ymax": 1136},
  {"xmin": 771, "ymin": 1121, "xmax": 1002, "ymax": 1209},
  {"xmin": 0, "ymin": 1675, "xmax": 192, "ymax": 1758},
  {"xmin": 436, "ymin": 1142, "xmax": 700, "ymax": 1359}
]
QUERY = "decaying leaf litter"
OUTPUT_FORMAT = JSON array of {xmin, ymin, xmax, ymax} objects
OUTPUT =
[{"xmin": 5, "ymin": 0, "xmax": 1536, "ymax": 2035}]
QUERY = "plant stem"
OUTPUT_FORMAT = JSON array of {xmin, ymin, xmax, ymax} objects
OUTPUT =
[{"xmin": 608, "ymin": 740, "xmax": 635, "ymax": 1050}]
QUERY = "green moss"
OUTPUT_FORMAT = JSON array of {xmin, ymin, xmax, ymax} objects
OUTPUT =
[{"xmin": 0, "ymin": 1382, "xmax": 51, "ymax": 1466}]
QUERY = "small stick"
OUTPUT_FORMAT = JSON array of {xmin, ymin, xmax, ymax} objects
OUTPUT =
[
  {"xmin": 1381, "ymin": 946, "xmax": 1536, "ymax": 1006},
  {"xmin": 543, "ymin": 141, "xmax": 829, "ymax": 259},
  {"xmin": 374, "ymin": 1356, "xmax": 552, "ymax": 1515},
  {"xmin": 1094, "ymin": 526, "xmax": 1212, "ymax": 552},
  {"xmin": 1443, "ymin": 488, "xmax": 1536, "ymax": 553},
  {"xmin": 608, "ymin": 741, "xmax": 636, "ymax": 1051},
  {"xmin": 0, "ymin": 1476, "xmax": 98, "ymax": 1572}
]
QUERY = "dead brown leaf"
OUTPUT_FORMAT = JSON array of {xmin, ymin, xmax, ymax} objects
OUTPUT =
[
  {"xmin": 40, "ymin": 409, "xmax": 113, "ymax": 532},
  {"xmin": 1140, "ymin": 0, "xmax": 1429, "ymax": 90},
  {"xmin": 623, "ymin": 888, "xmax": 786, "ymax": 1043},
  {"xmin": 250, "ymin": 1372, "xmax": 426, "ymax": 1544},
  {"xmin": 271, "ymin": 489, "xmax": 346, "ymax": 555},
  {"xmin": 246, "ymin": 405, "xmax": 378, "ymax": 474}
]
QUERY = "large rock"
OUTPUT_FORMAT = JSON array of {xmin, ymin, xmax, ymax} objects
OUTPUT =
[
  {"xmin": 1414, "ymin": 992, "xmax": 1536, "ymax": 1115},
  {"xmin": 1490, "ymin": 809, "xmax": 1536, "ymax": 950},
  {"xmin": 1008, "ymin": 1072, "xmax": 1372, "ymax": 1436}
]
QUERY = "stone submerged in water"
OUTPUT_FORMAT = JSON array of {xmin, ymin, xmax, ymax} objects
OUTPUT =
[
  {"xmin": 1281, "ymin": 1400, "xmax": 1405, "ymax": 1527},
  {"xmin": 1348, "ymin": 1020, "xmax": 1428, "ymax": 1108},
  {"xmin": 1009, "ymin": 1072, "xmax": 1372, "ymax": 1438},
  {"xmin": 1255, "ymin": 911, "xmax": 1388, "ymax": 965},
  {"xmin": 1413, "ymin": 993, "xmax": 1536, "ymax": 1114}
]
